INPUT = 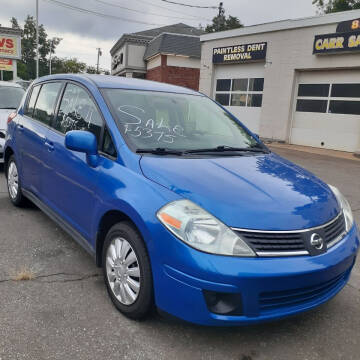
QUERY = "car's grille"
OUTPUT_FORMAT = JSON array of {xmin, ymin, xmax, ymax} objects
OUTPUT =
[
  {"xmin": 259, "ymin": 269, "xmax": 349, "ymax": 313},
  {"xmin": 232, "ymin": 212, "xmax": 346, "ymax": 257},
  {"xmin": 324, "ymin": 213, "xmax": 346, "ymax": 246}
]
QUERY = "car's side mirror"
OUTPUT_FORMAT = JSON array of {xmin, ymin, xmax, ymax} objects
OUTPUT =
[{"xmin": 65, "ymin": 130, "xmax": 99, "ymax": 167}]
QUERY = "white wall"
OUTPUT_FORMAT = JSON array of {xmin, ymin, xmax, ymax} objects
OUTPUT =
[
  {"xmin": 127, "ymin": 44, "xmax": 146, "ymax": 69},
  {"xmin": 167, "ymin": 55, "xmax": 200, "ymax": 69},
  {"xmin": 200, "ymin": 20, "xmax": 360, "ymax": 145},
  {"xmin": 147, "ymin": 55, "xmax": 161, "ymax": 70}
]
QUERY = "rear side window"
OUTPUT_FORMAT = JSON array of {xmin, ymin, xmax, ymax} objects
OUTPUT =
[
  {"xmin": 54, "ymin": 83, "xmax": 103, "ymax": 142},
  {"xmin": 25, "ymin": 85, "xmax": 41, "ymax": 117},
  {"xmin": 33, "ymin": 82, "xmax": 62, "ymax": 125}
]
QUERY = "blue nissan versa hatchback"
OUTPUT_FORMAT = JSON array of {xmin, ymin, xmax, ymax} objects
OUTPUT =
[{"xmin": 4, "ymin": 74, "xmax": 359, "ymax": 325}]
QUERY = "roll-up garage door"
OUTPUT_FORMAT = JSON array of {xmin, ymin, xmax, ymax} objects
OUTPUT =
[
  {"xmin": 213, "ymin": 63, "xmax": 265, "ymax": 134},
  {"xmin": 291, "ymin": 70, "xmax": 360, "ymax": 152}
]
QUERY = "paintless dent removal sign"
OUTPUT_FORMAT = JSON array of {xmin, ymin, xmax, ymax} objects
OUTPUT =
[
  {"xmin": 313, "ymin": 30, "xmax": 360, "ymax": 54},
  {"xmin": 0, "ymin": 34, "xmax": 21, "ymax": 59},
  {"xmin": 213, "ymin": 42, "xmax": 267, "ymax": 64}
]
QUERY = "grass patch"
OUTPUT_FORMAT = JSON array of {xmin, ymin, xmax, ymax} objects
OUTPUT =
[{"xmin": 13, "ymin": 269, "xmax": 35, "ymax": 281}]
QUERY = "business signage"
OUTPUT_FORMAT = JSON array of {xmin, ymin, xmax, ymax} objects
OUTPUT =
[
  {"xmin": 313, "ymin": 30, "xmax": 360, "ymax": 55},
  {"xmin": 0, "ymin": 34, "xmax": 21, "ymax": 59},
  {"xmin": 213, "ymin": 42, "xmax": 267, "ymax": 64},
  {"xmin": 0, "ymin": 58, "xmax": 13, "ymax": 71},
  {"xmin": 336, "ymin": 18, "xmax": 360, "ymax": 33}
]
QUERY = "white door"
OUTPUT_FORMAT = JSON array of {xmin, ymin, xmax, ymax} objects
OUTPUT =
[
  {"xmin": 213, "ymin": 63, "xmax": 265, "ymax": 133},
  {"xmin": 291, "ymin": 70, "xmax": 360, "ymax": 152}
]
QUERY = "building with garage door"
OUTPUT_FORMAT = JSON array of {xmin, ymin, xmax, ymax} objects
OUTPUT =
[
  {"xmin": 200, "ymin": 9, "xmax": 360, "ymax": 155},
  {"xmin": 110, "ymin": 23, "xmax": 204, "ymax": 91}
]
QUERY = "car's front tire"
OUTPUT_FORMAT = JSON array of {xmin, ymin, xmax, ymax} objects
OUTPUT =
[
  {"xmin": 6, "ymin": 155, "xmax": 26, "ymax": 207},
  {"xmin": 102, "ymin": 222, "xmax": 154, "ymax": 320}
]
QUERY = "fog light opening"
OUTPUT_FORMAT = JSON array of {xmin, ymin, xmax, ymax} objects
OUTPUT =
[{"xmin": 203, "ymin": 290, "xmax": 243, "ymax": 316}]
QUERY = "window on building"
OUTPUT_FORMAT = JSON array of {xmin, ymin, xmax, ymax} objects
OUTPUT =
[
  {"xmin": 296, "ymin": 82, "xmax": 360, "ymax": 115},
  {"xmin": 215, "ymin": 78, "xmax": 264, "ymax": 108},
  {"xmin": 119, "ymin": 53, "xmax": 124, "ymax": 65}
]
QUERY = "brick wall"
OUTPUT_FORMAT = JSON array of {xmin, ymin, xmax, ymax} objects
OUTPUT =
[{"xmin": 146, "ymin": 55, "xmax": 200, "ymax": 91}]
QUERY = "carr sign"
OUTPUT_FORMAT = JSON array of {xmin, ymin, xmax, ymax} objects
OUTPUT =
[
  {"xmin": 313, "ymin": 30, "xmax": 360, "ymax": 55},
  {"xmin": 213, "ymin": 42, "xmax": 267, "ymax": 64},
  {"xmin": 0, "ymin": 34, "xmax": 21, "ymax": 60}
]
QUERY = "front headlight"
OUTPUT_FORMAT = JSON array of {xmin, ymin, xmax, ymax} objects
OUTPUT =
[
  {"xmin": 329, "ymin": 185, "xmax": 354, "ymax": 232},
  {"xmin": 157, "ymin": 200, "xmax": 255, "ymax": 257}
]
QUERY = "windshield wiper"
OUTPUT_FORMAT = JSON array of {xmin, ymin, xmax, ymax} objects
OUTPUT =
[
  {"xmin": 184, "ymin": 145, "xmax": 269, "ymax": 154},
  {"xmin": 0, "ymin": 107, "xmax": 17, "ymax": 110},
  {"xmin": 136, "ymin": 147, "xmax": 184, "ymax": 155}
]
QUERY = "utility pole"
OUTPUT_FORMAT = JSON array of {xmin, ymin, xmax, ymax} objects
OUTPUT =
[
  {"xmin": 217, "ymin": 2, "xmax": 225, "ymax": 32},
  {"xmin": 36, "ymin": 0, "xmax": 39, "ymax": 78},
  {"xmin": 49, "ymin": 38, "xmax": 54, "ymax": 75},
  {"xmin": 96, "ymin": 48, "xmax": 102, "ymax": 74}
]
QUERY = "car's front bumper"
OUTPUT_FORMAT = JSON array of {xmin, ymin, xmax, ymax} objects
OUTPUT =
[{"xmin": 151, "ymin": 224, "xmax": 359, "ymax": 326}]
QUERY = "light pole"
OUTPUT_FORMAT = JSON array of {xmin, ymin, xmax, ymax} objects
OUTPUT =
[
  {"xmin": 36, "ymin": 0, "xmax": 39, "ymax": 78},
  {"xmin": 96, "ymin": 48, "xmax": 102, "ymax": 74}
]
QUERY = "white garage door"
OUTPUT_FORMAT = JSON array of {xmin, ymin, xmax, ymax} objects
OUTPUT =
[
  {"xmin": 291, "ymin": 70, "xmax": 360, "ymax": 152},
  {"xmin": 213, "ymin": 63, "xmax": 265, "ymax": 133}
]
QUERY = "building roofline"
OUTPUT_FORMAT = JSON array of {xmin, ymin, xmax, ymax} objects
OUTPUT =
[
  {"xmin": 200, "ymin": 9, "xmax": 360, "ymax": 42},
  {"xmin": 0, "ymin": 27, "xmax": 22, "ymax": 36}
]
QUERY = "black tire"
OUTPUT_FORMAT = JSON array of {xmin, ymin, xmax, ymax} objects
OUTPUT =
[
  {"xmin": 6, "ymin": 155, "xmax": 26, "ymax": 207},
  {"xmin": 102, "ymin": 222, "xmax": 154, "ymax": 320}
]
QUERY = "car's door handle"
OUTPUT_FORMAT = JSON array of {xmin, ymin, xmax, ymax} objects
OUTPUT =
[
  {"xmin": 18, "ymin": 124, "xmax": 24, "ymax": 132},
  {"xmin": 45, "ymin": 140, "xmax": 54, "ymax": 152}
]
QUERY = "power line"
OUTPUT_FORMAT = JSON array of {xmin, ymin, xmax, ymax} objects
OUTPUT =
[
  {"xmin": 134, "ymin": 0, "xmax": 212, "ymax": 20},
  {"xmin": 92, "ymin": 0, "xmax": 211, "ymax": 21},
  {"xmin": 42, "ymin": 0, "xmax": 169, "ymax": 26},
  {"xmin": 160, "ymin": 0, "xmax": 217, "ymax": 9}
]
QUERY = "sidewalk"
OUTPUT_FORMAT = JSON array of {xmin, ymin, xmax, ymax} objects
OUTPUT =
[{"xmin": 268, "ymin": 143, "xmax": 360, "ymax": 162}]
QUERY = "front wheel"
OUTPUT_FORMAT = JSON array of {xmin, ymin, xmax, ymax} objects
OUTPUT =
[
  {"xmin": 102, "ymin": 222, "xmax": 154, "ymax": 319},
  {"xmin": 7, "ymin": 155, "xmax": 26, "ymax": 207}
]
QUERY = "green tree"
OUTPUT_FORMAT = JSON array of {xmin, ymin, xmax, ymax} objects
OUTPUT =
[
  {"xmin": 51, "ymin": 57, "xmax": 87, "ymax": 74},
  {"xmin": 10, "ymin": 16, "xmax": 61, "ymax": 79},
  {"xmin": 313, "ymin": 0, "xmax": 360, "ymax": 13},
  {"xmin": 205, "ymin": 15, "xmax": 243, "ymax": 33}
]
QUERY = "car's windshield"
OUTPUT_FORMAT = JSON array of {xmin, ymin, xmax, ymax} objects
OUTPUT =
[
  {"xmin": 0, "ymin": 86, "xmax": 25, "ymax": 109},
  {"xmin": 103, "ymin": 89, "xmax": 259, "ymax": 152}
]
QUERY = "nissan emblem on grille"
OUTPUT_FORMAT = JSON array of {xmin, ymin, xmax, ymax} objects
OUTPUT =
[{"xmin": 310, "ymin": 233, "xmax": 324, "ymax": 250}]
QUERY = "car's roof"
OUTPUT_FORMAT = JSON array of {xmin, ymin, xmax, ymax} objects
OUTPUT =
[
  {"xmin": 33, "ymin": 74, "xmax": 202, "ymax": 96},
  {"xmin": 0, "ymin": 80, "xmax": 23, "ymax": 88}
]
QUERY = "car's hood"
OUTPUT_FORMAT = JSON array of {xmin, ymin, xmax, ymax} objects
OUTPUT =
[
  {"xmin": 140, "ymin": 153, "xmax": 340, "ymax": 231},
  {"xmin": 0, "ymin": 109, "xmax": 12, "ymax": 130}
]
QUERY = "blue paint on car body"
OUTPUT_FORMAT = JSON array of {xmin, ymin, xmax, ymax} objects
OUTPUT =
[{"xmin": 4, "ymin": 74, "xmax": 359, "ymax": 326}]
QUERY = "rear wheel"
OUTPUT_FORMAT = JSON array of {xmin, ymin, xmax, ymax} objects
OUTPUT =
[
  {"xmin": 102, "ymin": 222, "xmax": 153, "ymax": 319},
  {"xmin": 7, "ymin": 155, "xmax": 26, "ymax": 207}
]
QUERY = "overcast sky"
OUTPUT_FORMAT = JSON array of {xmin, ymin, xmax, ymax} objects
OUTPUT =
[{"xmin": 0, "ymin": 0, "xmax": 317, "ymax": 70}]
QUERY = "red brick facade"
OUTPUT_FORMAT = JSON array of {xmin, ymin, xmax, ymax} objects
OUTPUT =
[{"xmin": 146, "ymin": 55, "xmax": 200, "ymax": 91}]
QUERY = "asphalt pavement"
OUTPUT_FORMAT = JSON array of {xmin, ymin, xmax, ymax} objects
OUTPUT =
[{"xmin": 0, "ymin": 147, "xmax": 359, "ymax": 360}]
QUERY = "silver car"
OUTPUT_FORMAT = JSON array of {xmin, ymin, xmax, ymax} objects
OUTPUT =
[{"xmin": 0, "ymin": 81, "xmax": 25, "ymax": 163}]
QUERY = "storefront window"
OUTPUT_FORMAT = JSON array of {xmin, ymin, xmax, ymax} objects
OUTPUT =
[
  {"xmin": 216, "ymin": 79, "xmax": 231, "ymax": 92},
  {"xmin": 215, "ymin": 78, "xmax": 264, "ymax": 108},
  {"xmin": 215, "ymin": 93, "xmax": 230, "ymax": 106},
  {"xmin": 296, "ymin": 82, "xmax": 360, "ymax": 115}
]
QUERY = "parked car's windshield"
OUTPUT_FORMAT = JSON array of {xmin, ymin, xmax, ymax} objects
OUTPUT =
[
  {"xmin": 0, "ymin": 86, "xmax": 25, "ymax": 109},
  {"xmin": 103, "ymin": 89, "xmax": 258, "ymax": 151}
]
